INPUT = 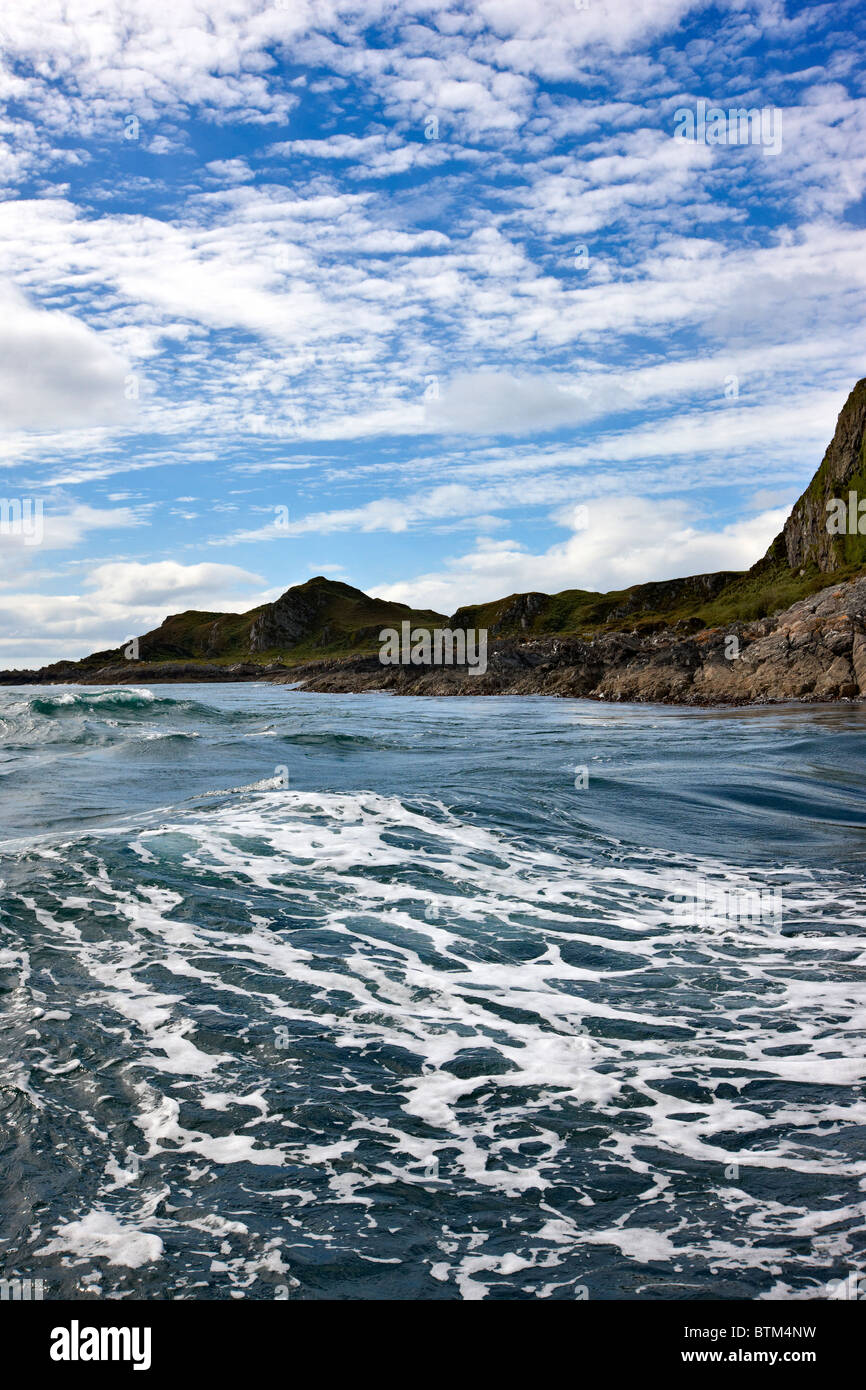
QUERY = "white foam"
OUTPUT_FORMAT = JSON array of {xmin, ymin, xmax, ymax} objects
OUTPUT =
[
  {"xmin": 37, "ymin": 1210, "xmax": 163, "ymax": 1268},
  {"xmin": 8, "ymin": 784, "xmax": 866, "ymax": 1297}
]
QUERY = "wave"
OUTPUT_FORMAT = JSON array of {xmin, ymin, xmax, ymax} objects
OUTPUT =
[
  {"xmin": 0, "ymin": 688, "xmax": 229, "ymax": 763},
  {"xmin": 3, "ymin": 688, "xmax": 866, "ymax": 1299},
  {"xmin": 277, "ymin": 730, "xmax": 392, "ymax": 750},
  {"xmin": 29, "ymin": 688, "xmax": 185, "ymax": 716},
  {"xmin": 4, "ymin": 786, "xmax": 864, "ymax": 1297}
]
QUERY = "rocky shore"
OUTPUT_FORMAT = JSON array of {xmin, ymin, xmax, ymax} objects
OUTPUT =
[
  {"xmin": 4, "ymin": 379, "xmax": 865, "ymax": 707},
  {"xmin": 275, "ymin": 574, "xmax": 866, "ymax": 704},
  {"xmin": 10, "ymin": 573, "xmax": 864, "ymax": 706}
]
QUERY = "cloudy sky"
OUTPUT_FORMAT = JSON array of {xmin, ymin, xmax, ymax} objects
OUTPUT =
[{"xmin": 0, "ymin": 0, "xmax": 864, "ymax": 665}]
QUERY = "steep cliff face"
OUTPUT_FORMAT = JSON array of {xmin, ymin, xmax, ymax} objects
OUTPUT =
[
  {"xmin": 248, "ymin": 578, "xmax": 345, "ymax": 651},
  {"xmin": 451, "ymin": 591, "xmax": 549, "ymax": 638},
  {"xmin": 778, "ymin": 377, "xmax": 866, "ymax": 572}
]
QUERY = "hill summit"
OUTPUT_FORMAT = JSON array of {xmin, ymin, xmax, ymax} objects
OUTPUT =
[
  {"xmin": 96, "ymin": 575, "xmax": 445, "ymax": 668},
  {"xmin": 4, "ymin": 377, "xmax": 866, "ymax": 703}
]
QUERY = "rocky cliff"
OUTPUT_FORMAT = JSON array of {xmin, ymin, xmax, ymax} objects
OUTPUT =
[
  {"xmin": 778, "ymin": 376, "xmax": 866, "ymax": 573},
  {"xmin": 268, "ymin": 575, "xmax": 866, "ymax": 704},
  {"xmin": 4, "ymin": 379, "xmax": 866, "ymax": 705}
]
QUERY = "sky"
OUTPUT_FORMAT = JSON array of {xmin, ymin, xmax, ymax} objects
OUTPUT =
[{"xmin": 0, "ymin": 0, "xmax": 864, "ymax": 666}]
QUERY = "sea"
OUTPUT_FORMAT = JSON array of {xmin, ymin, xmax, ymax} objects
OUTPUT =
[{"xmin": 1, "ymin": 683, "xmax": 864, "ymax": 1301}]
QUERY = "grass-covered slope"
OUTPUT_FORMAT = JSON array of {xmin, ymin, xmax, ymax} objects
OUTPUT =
[
  {"xmin": 73, "ymin": 577, "xmax": 447, "ymax": 672},
  {"xmin": 14, "ymin": 378, "xmax": 866, "ymax": 681},
  {"xmin": 452, "ymin": 554, "xmax": 866, "ymax": 643},
  {"xmin": 453, "ymin": 376, "xmax": 866, "ymax": 641}
]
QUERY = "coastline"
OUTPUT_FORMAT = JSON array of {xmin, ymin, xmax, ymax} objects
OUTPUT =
[{"xmin": 5, "ymin": 574, "xmax": 866, "ymax": 708}]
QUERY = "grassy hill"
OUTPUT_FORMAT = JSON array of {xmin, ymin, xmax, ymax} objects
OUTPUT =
[
  {"xmin": 11, "ymin": 377, "xmax": 866, "ymax": 681},
  {"xmin": 75, "ymin": 577, "xmax": 447, "ymax": 672}
]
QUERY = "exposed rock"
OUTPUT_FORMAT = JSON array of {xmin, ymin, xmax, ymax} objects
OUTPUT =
[
  {"xmin": 779, "ymin": 377, "xmax": 866, "ymax": 572},
  {"xmin": 249, "ymin": 582, "xmax": 335, "ymax": 650},
  {"xmin": 272, "ymin": 575, "xmax": 866, "ymax": 705},
  {"xmin": 5, "ymin": 382, "xmax": 866, "ymax": 707},
  {"xmin": 852, "ymin": 629, "xmax": 866, "ymax": 694},
  {"xmin": 0, "ymin": 660, "xmax": 277, "ymax": 686}
]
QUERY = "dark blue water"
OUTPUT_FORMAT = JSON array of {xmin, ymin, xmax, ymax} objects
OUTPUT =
[{"xmin": 1, "ymin": 684, "xmax": 865, "ymax": 1300}]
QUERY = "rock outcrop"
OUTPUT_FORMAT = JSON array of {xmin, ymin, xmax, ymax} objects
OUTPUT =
[
  {"xmin": 4, "ymin": 380, "xmax": 866, "ymax": 706},
  {"xmin": 778, "ymin": 377, "xmax": 866, "ymax": 572},
  {"xmin": 272, "ymin": 575, "xmax": 866, "ymax": 704}
]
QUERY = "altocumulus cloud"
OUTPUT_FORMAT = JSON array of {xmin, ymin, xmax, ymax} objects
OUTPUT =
[{"xmin": 0, "ymin": 0, "xmax": 863, "ymax": 662}]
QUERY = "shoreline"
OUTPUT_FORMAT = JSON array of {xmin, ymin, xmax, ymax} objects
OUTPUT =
[{"xmin": 5, "ymin": 573, "xmax": 866, "ymax": 708}]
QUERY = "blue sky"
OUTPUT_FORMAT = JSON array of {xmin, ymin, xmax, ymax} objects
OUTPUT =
[{"xmin": 0, "ymin": 0, "xmax": 864, "ymax": 665}]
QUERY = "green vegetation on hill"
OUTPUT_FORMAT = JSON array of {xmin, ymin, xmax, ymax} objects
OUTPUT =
[
  {"xmin": 23, "ymin": 378, "xmax": 866, "ymax": 677},
  {"xmin": 72, "ymin": 559, "xmax": 862, "ymax": 676},
  {"xmin": 76, "ymin": 577, "xmax": 447, "ymax": 670},
  {"xmin": 450, "ymin": 560, "xmax": 854, "ymax": 642}
]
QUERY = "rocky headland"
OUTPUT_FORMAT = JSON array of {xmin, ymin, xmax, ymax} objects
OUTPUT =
[{"xmin": 4, "ymin": 378, "xmax": 866, "ymax": 706}]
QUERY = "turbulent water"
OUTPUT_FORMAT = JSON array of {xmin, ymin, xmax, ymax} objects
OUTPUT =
[{"xmin": 1, "ymin": 684, "xmax": 865, "ymax": 1301}]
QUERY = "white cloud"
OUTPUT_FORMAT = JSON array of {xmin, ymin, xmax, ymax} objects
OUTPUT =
[
  {"xmin": 267, "ymin": 132, "xmax": 470, "ymax": 177},
  {"xmin": 205, "ymin": 157, "xmax": 254, "ymax": 183},
  {"xmin": 0, "ymin": 501, "xmax": 140, "ymax": 553},
  {"xmin": 423, "ymin": 371, "xmax": 630, "ymax": 435},
  {"xmin": 85, "ymin": 560, "xmax": 265, "ymax": 607},
  {"xmin": 0, "ymin": 282, "xmax": 131, "ymax": 432},
  {"xmin": 0, "ymin": 560, "xmax": 270, "ymax": 666},
  {"xmin": 371, "ymin": 498, "xmax": 790, "ymax": 613}
]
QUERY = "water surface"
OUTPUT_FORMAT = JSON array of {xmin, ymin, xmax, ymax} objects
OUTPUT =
[{"xmin": 1, "ymin": 685, "xmax": 864, "ymax": 1300}]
